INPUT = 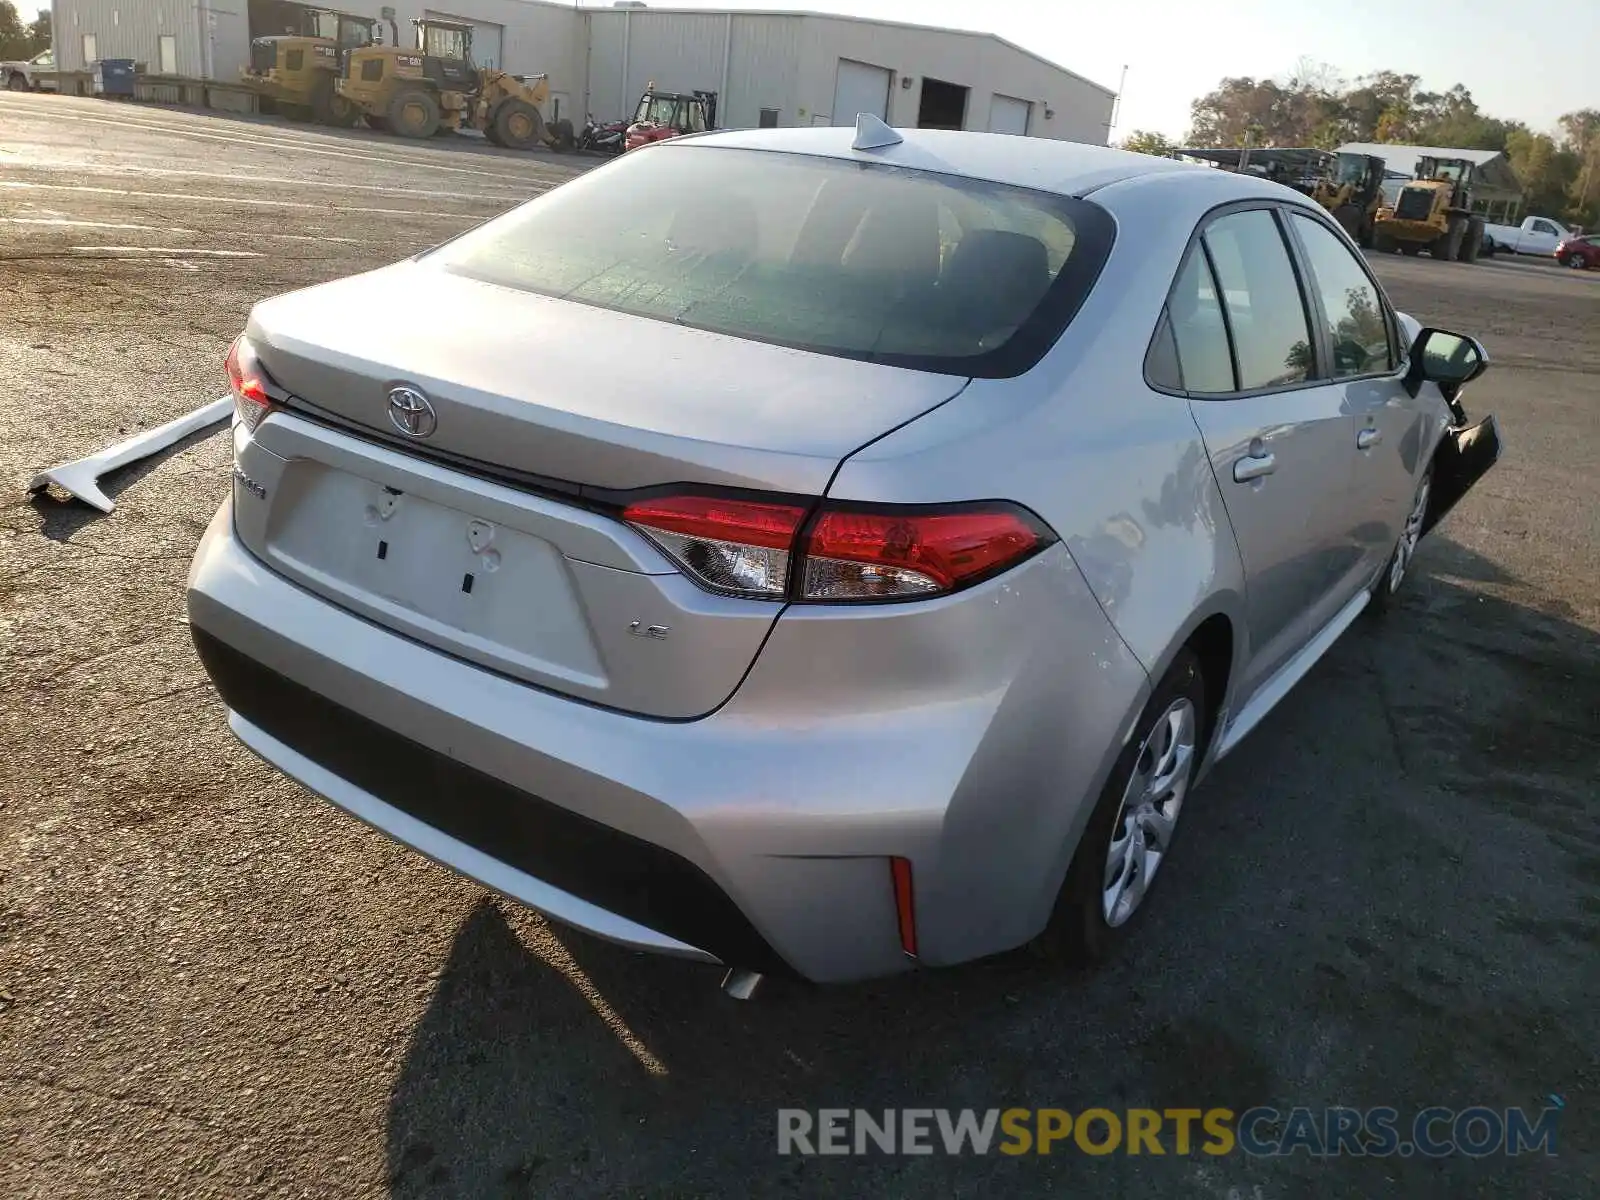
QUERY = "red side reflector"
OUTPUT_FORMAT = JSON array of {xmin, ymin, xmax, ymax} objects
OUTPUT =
[{"xmin": 890, "ymin": 856, "xmax": 918, "ymax": 959}]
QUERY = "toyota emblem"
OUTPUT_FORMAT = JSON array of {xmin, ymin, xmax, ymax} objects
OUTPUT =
[{"xmin": 387, "ymin": 386, "xmax": 437, "ymax": 439}]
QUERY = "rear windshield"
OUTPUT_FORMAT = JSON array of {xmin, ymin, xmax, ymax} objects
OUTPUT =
[{"xmin": 427, "ymin": 144, "xmax": 1115, "ymax": 377}]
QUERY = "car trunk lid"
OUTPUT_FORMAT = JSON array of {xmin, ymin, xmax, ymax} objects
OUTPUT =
[
  {"xmin": 234, "ymin": 262, "xmax": 967, "ymax": 718},
  {"xmin": 247, "ymin": 260, "xmax": 967, "ymax": 496}
]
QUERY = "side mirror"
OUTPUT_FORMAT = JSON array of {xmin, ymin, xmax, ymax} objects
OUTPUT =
[{"xmin": 1403, "ymin": 327, "xmax": 1489, "ymax": 400}]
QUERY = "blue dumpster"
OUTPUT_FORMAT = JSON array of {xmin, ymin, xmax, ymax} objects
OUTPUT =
[{"xmin": 91, "ymin": 59, "xmax": 136, "ymax": 98}]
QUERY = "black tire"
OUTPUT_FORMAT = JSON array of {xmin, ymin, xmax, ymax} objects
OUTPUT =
[
  {"xmin": 1371, "ymin": 231, "xmax": 1395, "ymax": 254},
  {"xmin": 280, "ymin": 103, "xmax": 313, "ymax": 123},
  {"xmin": 1400, "ymin": 244, "xmax": 1422, "ymax": 256},
  {"xmin": 554, "ymin": 117, "xmax": 576, "ymax": 151},
  {"xmin": 1034, "ymin": 650, "xmax": 1207, "ymax": 966},
  {"xmin": 492, "ymin": 98, "xmax": 544, "ymax": 150},
  {"xmin": 1432, "ymin": 217, "xmax": 1465, "ymax": 261},
  {"xmin": 1565, "ymin": 252, "xmax": 1588, "ymax": 270},
  {"xmin": 311, "ymin": 74, "xmax": 359, "ymax": 127},
  {"xmin": 6, "ymin": 71, "xmax": 29, "ymax": 92},
  {"xmin": 1368, "ymin": 463, "xmax": 1433, "ymax": 616},
  {"xmin": 363, "ymin": 114, "xmax": 389, "ymax": 132},
  {"xmin": 1332, "ymin": 203, "xmax": 1362, "ymax": 242},
  {"xmin": 1460, "ymin": 215, "xmax": 1484, "ymax": 263},
  {"xmin": 386, "ymin": 87, "xmax": 440, "ymax": 139},
  {"xmin": 483, "ymin": 123, "xmax": 504, "ymax": 147}
]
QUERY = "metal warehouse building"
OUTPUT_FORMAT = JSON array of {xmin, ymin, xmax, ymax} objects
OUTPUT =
[{"xmin": 45, "ymin": 0, "xmax": 1116, "ymax": 143}]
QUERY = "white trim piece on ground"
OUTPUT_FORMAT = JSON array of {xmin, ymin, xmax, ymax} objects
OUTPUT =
[{"xmin": 27, "ymin": 398, "xmax": 233, "ymax": 514}]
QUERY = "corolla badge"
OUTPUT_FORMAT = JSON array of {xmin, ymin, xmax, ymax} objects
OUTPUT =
[{"xmin": 387, "ymin": 386, "xmax": 437, "ymax": 439}]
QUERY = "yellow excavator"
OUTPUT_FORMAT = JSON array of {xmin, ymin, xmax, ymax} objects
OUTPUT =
[
  {"xmin": 336, "ymin": 17, "xmax": 573, "ymax": 150},
  {"xmin": 241, "ymin": 8, "xmax": 373, "ymax": 127}
]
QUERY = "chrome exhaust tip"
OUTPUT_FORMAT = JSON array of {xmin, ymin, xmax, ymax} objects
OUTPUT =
[{"xmin": 720, "ymin": 968, "xmax": 762, "ymax": 1000}]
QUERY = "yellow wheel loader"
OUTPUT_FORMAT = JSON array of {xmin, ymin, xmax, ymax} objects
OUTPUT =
[
  {"xmin": 1370, "ymin": 157, "xmax": 1487, "ymax": 263},
  {"xmin": 241, "ymin": 10, "xmax": 374, "ymax": 127},
  {"xmin": 1172, "ymin": 147, "xmax": 1387, "ymax": 247},
  {"xmin": 336, "ymin": 18, "xmax": 573, "ymax": 151}
]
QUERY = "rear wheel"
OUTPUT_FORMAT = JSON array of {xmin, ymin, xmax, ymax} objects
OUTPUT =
[
  {"xmin": 1332, "ymin": 203, "xmax": 1362, "ymax": 242},
  {"xmin": 280, "ymin": 103, "xmax": 314, "ymax": 123},
  {"xmin": 1400, "ymin": 243, "xmax": 1422, "ymax": 256},
  {"xmin": 1460, "ymin": 215, "xmax": 1484, "ymax": 263},
  {"xmin": 1565, "ymin": 252, "xmax": 1589, "ymax": 269},
  {"xmin": 363, "ymin": 114, "xmax": 389, "ymax": 132},
  {"xmin": 553, "ymin": 117, "xmax": 576, "ymax": 152},
  {"xmin": 6, "ymin": 71, "xmax": 29, "ymax": 91},
  {"xmin": 492, "ymin": 98, "xmax": 544, "ymax": 150},
  {"xmin": 387, "ymin": 88, "xmax": 441, "ymax": 139},
  {"xmin": 1034, "ymin": 651, "xmax": 1205, "ymax": 965}
]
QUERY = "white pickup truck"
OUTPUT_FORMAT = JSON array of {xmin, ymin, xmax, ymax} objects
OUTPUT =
[
  {"xmin": 1483, "ymin": 215, "xmax": 1576, "ymax": 257},
  {"xmin": 2, "ymin": 49, "xmax": 57, "ymax": 92}
]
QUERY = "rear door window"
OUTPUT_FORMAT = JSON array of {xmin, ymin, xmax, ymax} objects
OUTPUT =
[
  {"xmin": 1202, "ymin": 210, "xmax": 1316, "ymax": 390},
  {"xmin": 428, "ymin": 144, "xmax": 1115, "ymax": 377}
]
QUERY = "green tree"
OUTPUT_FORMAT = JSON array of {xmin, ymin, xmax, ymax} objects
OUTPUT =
[
  {"xmin": 1558, "ymin": 110, "xmax": 1600, "ymax": 226},
  {"xmin": 27, "ymin": 9, "xmax": 49, "ymax": 55},
  {"xmin": 1342, "ymin": 71, "xmax": 1421, "ymax": 141},
  {"xmin": 0, "ymin": 1, "xmax": 31, "ymax": 60},
  {"xmin": 1121, "ymin": 129, "xmax": 1177, "ymax": 157},
  {"xmin": 1505, "ymin": 129, "xmax": 1572, "ymax": 218}
]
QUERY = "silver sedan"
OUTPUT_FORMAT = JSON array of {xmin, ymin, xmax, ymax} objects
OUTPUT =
[{"xmin": 187, "ymin": 121, "xmax": 1500, "ymax": 987}]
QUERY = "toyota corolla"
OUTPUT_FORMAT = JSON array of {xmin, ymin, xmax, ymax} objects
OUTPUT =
[{"xmin": 187, "ymin": 122, "xmax": 1501, "ymax": 988}]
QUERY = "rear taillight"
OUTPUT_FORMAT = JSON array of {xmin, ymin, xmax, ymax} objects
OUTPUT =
[
  {"xmin": 802, "ymin": 508, "xmax": 1046, "ymax": 599},
  {"xmin": 623, "ymin": 495, "xmax": 806, "ymax": 598},
  {"xmin": 226, "ymin": 334, "xmax": 274, "ymax": 432},
  {"xmin": 623, "ymin": 494, "xmax": 1053, "ymax": 603}
]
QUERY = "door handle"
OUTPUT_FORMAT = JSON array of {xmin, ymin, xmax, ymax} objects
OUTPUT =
[
  {"xmin": 1357, "ymin": 427, "xmax": 1382, "ymax": 449},
  {"xmin": 1233, "ymin": 452, "xmax": 1277, "ymax": 483}
]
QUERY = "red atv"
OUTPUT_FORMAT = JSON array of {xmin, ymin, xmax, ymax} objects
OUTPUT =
[{"xmin": 624, "ymin": 84, "xmax": 717, "ymax": 152}]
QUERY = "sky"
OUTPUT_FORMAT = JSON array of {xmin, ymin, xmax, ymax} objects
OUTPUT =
[{"xmin": 17, "ymin": 0, "xmax": 1595, "ymax": 138}]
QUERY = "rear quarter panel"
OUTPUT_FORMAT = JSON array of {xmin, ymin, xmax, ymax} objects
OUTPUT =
[{"xmin": 828, "ymin": 168, "xmax": 1260, "ymax": 709}]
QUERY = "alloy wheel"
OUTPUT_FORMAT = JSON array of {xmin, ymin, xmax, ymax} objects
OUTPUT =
[
  {"xmin": 1388, "ymin": 473, "xmax": 1431, "ymax": 594},
  {"xmin": 1103, "ymin": 697, "xmax": 1197, "ymax": 928}
]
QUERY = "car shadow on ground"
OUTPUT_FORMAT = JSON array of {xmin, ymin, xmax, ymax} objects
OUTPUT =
[{"xmin": 381, "ymin": 545, "xmax": 1599, "ymax": 1197}]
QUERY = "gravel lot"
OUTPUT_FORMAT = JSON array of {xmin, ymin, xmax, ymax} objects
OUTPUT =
[{"xmin": 2, "ymin": 93, "xmax": 1597, "ymax": 1199}]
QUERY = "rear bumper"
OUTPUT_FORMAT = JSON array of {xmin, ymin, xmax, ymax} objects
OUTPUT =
[{"xmin": 187, "ymin": 499, "xmax": 1149, "ymax": 983}]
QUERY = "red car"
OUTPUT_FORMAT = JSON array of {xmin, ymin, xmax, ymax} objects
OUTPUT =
[{"xmin": 1555, "ymin": 234, "xmax": 1600, "ymax": 270}]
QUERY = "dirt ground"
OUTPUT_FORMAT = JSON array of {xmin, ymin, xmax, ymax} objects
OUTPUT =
[{"xmin": 1, "ymin": 93, "xmax": 1597, "ymax": 1199}]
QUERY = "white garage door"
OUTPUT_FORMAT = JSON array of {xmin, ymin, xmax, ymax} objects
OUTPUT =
[
  {"xmin": 988, "ymin": 94, "xmax": 1031, "ymax": 136},
  {"xmin": 833, "ymin": 59, "xmax": 891, "ymax": 126},
  {"xmin": 424, "ymin": 11, "xmax": 503, "ymax": 70}
]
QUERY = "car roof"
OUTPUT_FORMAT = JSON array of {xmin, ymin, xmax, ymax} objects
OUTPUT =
[{"xmin": 668, "ymin": 126, "xmax": 1213, "ymax": 198}]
